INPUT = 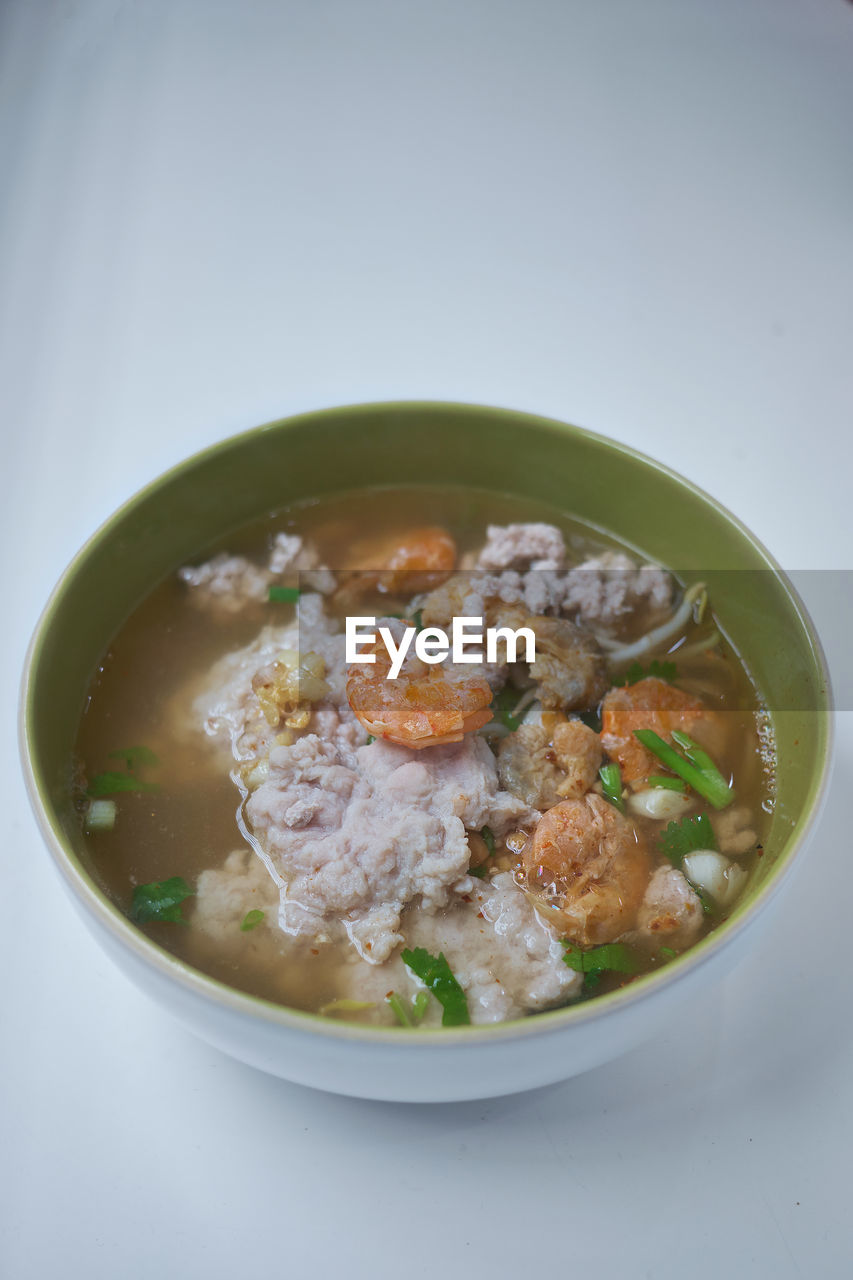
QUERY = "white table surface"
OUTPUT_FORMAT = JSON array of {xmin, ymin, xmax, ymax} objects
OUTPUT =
[{"xmin": 2, "ymin": 2, "xmax": 852, "ymax": 1276}]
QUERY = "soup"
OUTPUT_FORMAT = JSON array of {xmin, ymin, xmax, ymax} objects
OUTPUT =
[{"xmin": 74, "ymin": 485, "xmax": 775, "ymax": 1027}]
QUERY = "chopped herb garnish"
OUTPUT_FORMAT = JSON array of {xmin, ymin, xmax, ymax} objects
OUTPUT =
[
  {"xmin": 633, "ymin": 729, "xmax": 735, "ymax": 809},
  {"xmin": 659, "ymin": 946, "xmax": 677, "ymax": 958},
  {"xmin": 412, "ymin": 990, "xmax": 430, "ymax": 1022},
  {"xmin": 88, "ymin": 744, "xmax": 160, "ymax": 797},
  {"xmin": 645, "ymin": 775, "xmax": 687, "ymax": 791},
  {"xmin": 401, "ymin": 947, "xmax": 470, "ymax": 1026},
  {"xmin": 386, "ymin": 989, "xmax": 430, "ymax": 1028},
  {"xmin": 468, "ymin": 863, "xmax": 488, "ymax": 879},
  {"xmin": 130, "ymin": 876, "xmax": 194, "ymax": 924},
  {"xmin": 268, "ymin": 585, "xmax": 301, "ymax": 603},
  {"xmin": 319, "ymin": 998, "xmax": 376, "ymax": 1017},
  {"xmin": 108, "ymin": 745, "xmax": 159, "ymax": 771},
  {"xmin": 88, "ymin": 771, "xmax": 160, "ymax": 797},
  {"xmin": 490, "ymin": 684, "xmax": 525, "ymax": 731},
  {"xmin": 366, "ymin": 734, "xmax": 376, "ymax": 745},
  {"xmin": 84, "ymin": 799, "xmax": 117, "ymax": 831},
  {"xmin": 240, "ymin": 909, "xmax": 265, "ymax": 932},
  {"xmin": 658, "ymin": 813, "xmax": 718, "ymax": 864},
  {"xmin": 599, "ymin": 762, "xmax": 624, "ymax": 812},
  {"xmin": 563, "ymin": 942, "xmax": 643, "ymax": 977},
  {"xmin": 481, "ymin": 826, "xmax": 496, "ymax": 855},
  {"xmin": 622, "ymin": 659, "xmax": 677, "ymax": 686},
  {"xmin": 387, "ymin": 992, "xmax": 411, "ymax": 1027},
  {"xmin": 410, "ymin": 609, "xmax": 424, "ymax": 631},
  {"xmin": 579, "ymin": 708, "xmax": 602, "ymax": 733}
]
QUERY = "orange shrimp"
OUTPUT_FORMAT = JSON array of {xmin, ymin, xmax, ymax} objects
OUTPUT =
[
  {"xmin": 339, "ymin": 526, "xmax": 457, "ymax": 597},
  {"xmin": 600, "ymin": 676, "xmax": 706, "ymax": 782},
  {"xmin": 523, "ymin": 794, "xmax": 651, "ymax": 946},
  {"xmin": 346, "ymin": 630, "xmax": 493, "ymax": 748}
]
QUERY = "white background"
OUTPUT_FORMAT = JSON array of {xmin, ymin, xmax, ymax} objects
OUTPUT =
[{"xmin": 2, "ymin": 2, "xmax": 852, "ymax": 1276}]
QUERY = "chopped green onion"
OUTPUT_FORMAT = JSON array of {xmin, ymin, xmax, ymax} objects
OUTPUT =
[
  {"xmin": 645, "ymin": 775, "xmax": 687, "ymax": 791},
  {"xmin": 387, "ymin": 992, "xmax": 412, "ymax": 1027},
  {"xmin": 410, "ymin": 609, "xmax": 424, "ymax": 631},
  {"xmin": 108, "ymin": 745, "xmax": 159, "ymax": 771},
  {"xmin": 365, "ymin": 735, "xmax": 376, "ymax": 745},
  {"xmin": 240, "ymin": 909, "xmax": 265, "ymax": 932},
  {"xmin": 633, "ymin": 729, "xmax": 735, "ymax": 810},
  {"xmin": 490, "ymin": 684, "xmax": 525, "ymax": 732},
  {"xmin": 130, "ymin": 876, "xmax": 194, "ymax": 924},
  {"xmin": 88, "ymin": 771, "xmax": 160, "ymax": 797},
  {"xmin": 84, "ymin": 799, "xmax": 117, "ymax": 831},
  {"xmin": 599, "ymin": 762, "xmax": 624, "ymax": 812},
  {"xmin": 401, "ymin": 947, "xmax": 470, "ymax": 1026},
  {"xmin": 659, "ymin": 946, "xmax": 677, "ymax": 958},
  {"xmin": 319, "ymin": 998, "xmax": 376, "ymax": 1017},
  {"xmin": 480, "ymin": 826, "xmax": 496, "ymax": 855},
  {"xmin": 386, "ymin": 988, "xmax": 431, "ymax": 1028},
  {"xmin": 411, "ymin": 991, "xmax": 430, "ymax": 1024},
  {"xmin": 468, "ymin": 863, "xmax": 488, "ymax": 879},
  {"xmin": 671, "ymin": 731, "xmax": 732, "ymax": 787},
  {"xmin": 268, "ymin": 585, "xmax": 301, "ymax": 603}
]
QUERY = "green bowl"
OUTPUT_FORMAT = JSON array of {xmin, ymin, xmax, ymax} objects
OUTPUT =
[{"xmin": 20, "ymin": 402, "xmax": 832, "ymax": 1101}]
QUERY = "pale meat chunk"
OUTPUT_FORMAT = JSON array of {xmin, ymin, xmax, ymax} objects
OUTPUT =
[
  {"xmin": 245, "ymin": 734, "xmax": 535, "ymax": 963},
  {"xmin": 563, "ymin": 551, "xmax": 672, "ymax": 631},
  {"xmin": 475, "ymin": 523, "xmax": 567, "ymax": 572},
  {"xmin": 191, "ymin": 853, "xmax": 580, "ymax": 1024},
  {"xmin": 635, "ymin": 865, "xmax": 704, "ymax": 950},
  {"xmin": 178, "ymin": 553, "xmax": 273, "ymax": 614}
]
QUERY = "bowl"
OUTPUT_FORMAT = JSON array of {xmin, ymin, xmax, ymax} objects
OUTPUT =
[{"xmin": 20, "ymin": 402, "xmax": 832, "ymax": 1102}]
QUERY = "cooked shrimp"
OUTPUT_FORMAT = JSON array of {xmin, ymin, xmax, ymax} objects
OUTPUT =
[
  {"xmin": 423, "ymin": 588, "xmax": 608, "ymax": 715},
  {"xmin": 346, "ymin": 628, "xmax": 493, "ymax": 748},
  {"xmin": 338, "ymin": 526, "xmax": 457, "ymax": 599},
  {"xmin": 523, "ymin": 794, "xmax": 651, "ymax": 946},
  {"xmin": 526, "ymin": 613, "xmax": 608, "ymax": 711},
  {"xmin": 498, "ymin": 716, "xmax": 602, "ymax": 809},
  {"xmin": 600, "ymin": 676, "xmax": 706, "ymax": 782}
]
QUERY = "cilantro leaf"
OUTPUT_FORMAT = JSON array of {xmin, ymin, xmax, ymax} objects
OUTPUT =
[
  {"xmin": 622, "ymin": 659, "xmax": 677, "ymax": 686},
  {"xmin": 240, "ymin": 909, "xmax": 265, "ymax": 932},
  {"xmin": 480, "ymin": 826, "xmax": 496, "ymax": 855},
  {"xmin": 401, "ymin": 947, "xmax": 470, "ymax": 1026},
  {"xmin": 563, "ymin": 942, "xmax": 643, "ymax": 977},
  {"xmin": 658, "ymin": 813, "xmax": 718, "ymax": 864},
  {"xmin": 268, "ymin": 585, "xmax": 301, "ymax": 603},
  {"xmin": 130, "ymin": 876, "xmax": 194, "ymax": 924},
  {"xmin": 88, "ymin": 771, "xmax": 160, "ymax": 797}
]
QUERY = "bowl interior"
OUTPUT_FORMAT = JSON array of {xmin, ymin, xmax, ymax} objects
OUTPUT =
[{"xmin": 24, "ymin": 402, "xmax": 830, "ymax": 989}]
